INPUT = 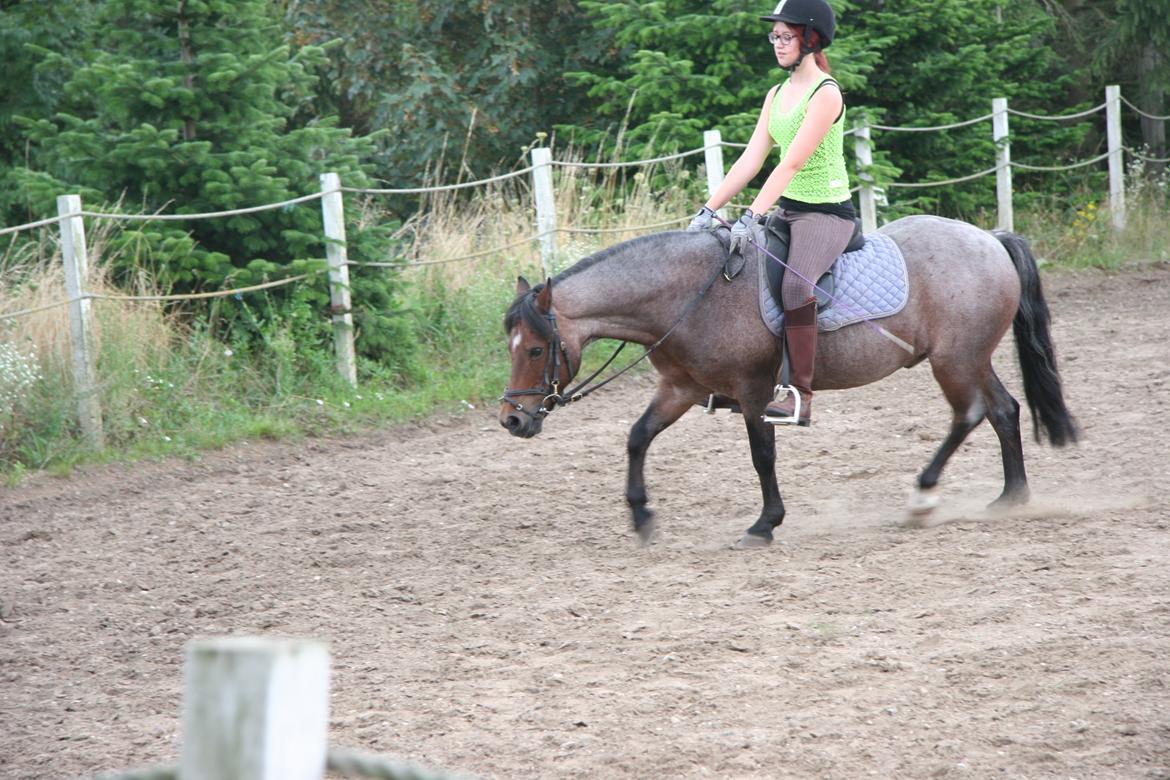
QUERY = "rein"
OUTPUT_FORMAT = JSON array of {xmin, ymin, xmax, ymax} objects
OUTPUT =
[{"xmin": 500, "ymin": 256, "xmax": 726, "ymax": 419}]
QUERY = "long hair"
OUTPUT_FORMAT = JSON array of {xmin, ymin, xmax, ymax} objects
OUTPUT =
[{"xmin": 786, "ymin": 24, "xmax": 831, "ymax": 73}]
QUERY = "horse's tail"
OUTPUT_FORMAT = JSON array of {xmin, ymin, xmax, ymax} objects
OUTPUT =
[{"xmin": 994, "ymin": 231, "xmax": 1079, "ymax": 447}]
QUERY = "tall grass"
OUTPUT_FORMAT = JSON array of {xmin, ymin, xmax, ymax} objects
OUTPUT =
[{"xmin": 1, "ymin": 155, "xmax": 1166, "ymax": 481}]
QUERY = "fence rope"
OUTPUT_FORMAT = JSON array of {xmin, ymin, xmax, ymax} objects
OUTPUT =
[
  {"xmin": 341, "ymin": 167, "xmax": 534, "ymax": 195},
  {"xmin": 886, "ymin": 165, "xmax": 1000, "ymax": 188},
  {"xmin": 84, "ymin": 749, "xmax": 480, "ymax": 780},
  {"xmin": 353, "ymin": 233, "xmax": 541, "ymax": 268},
  {"xmin": 0, "ymin": 213, "xmax": 66, "ymax": 238},
  {"xmin": 327, "ymin": 748, "xmax": 477, "ymax": 780},
  {"xmin": 1125, "ymin": 146, "xmax": 1170, "ymax": 164},
  {"xmin": 2, "ymin": 274, "xmax": 318, "ymax": 323},
  {"xmin": 1012, "ymin": 151, "xmax": 1112, "ymax": 172},
  {"xmin": 871, "ymin": 112, "xmax": 995, "ymax": 132},
  {"xmin": 1121, "ymin": 96, "xmax": 1170, "ymax": 121},
  {"xmin": 1007, "ymin": 102, "xmax": 1106, "ymax": 121},
  {"xmin": 550, "ymin": 147, "xmax": 706, "ymax": 168},
  {"xmin": 83, "ymin": 273, "xmax": 316, "ymax": 302},
  {"xmin": 77, "ymin": 192, "xmax": 328, "ymax": 222},
  {"xmin": 558, "ymin": 216, "xmax": 690, "ymax": 234},
  {"xmin": 0, "ymin": 298, "xmax": 75, "ymax": 322}
]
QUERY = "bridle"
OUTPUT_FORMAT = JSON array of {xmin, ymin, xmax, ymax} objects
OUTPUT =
[
  {"xmin": 499, "ymin": 257, "xmax": 725, "ymax": 420},
  {"xmin": 498, "ymin": 310, "xmax": 579, "ymax": 422}
]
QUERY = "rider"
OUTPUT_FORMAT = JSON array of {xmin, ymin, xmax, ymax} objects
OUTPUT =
[{"xmin": 688, "ymin": 0, "xmax": 854, "ymax": 427}]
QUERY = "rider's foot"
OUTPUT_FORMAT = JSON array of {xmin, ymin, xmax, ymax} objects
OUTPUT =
[{"xmin": 764, "ymin": 386, "xmax": 811, "ymax": 426}]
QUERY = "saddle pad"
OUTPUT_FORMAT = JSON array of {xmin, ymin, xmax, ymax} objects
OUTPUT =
[{"xmin": 758, "ymin": 231, "xmax": 908, "ymax": 337}]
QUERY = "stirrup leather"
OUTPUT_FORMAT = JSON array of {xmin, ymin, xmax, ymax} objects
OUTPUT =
[{"xmin": 763, "ymin": 384, "xmax": 801, "ymax": 425}]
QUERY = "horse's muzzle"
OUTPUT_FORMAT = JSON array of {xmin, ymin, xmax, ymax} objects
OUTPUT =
[{"xmin": 499, "ymin": 408, "xmax": 543, "ymax": 438}]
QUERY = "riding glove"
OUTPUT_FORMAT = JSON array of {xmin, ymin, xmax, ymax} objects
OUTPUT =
[
  {"xmin": 728, "ymin": 209, "xmax": 756, "ymax": 254},
  {"xmin": 687, "ymin": 205, "xmax": 717, "ymax": 231}
]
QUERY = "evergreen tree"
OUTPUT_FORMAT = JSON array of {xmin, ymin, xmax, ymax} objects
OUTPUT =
[
  {"xmin": 0, "ymin": 1, "xmax": 99, "ymax": 224},
  {"xmin": 846, "ymin": 0, "xmax": 1092, "ymax": 216},
  {"xmin": 283, "ymin": 0, "xmax": 604, "ymax": 195},
  {"xmin": 11, "ymin": 0, "xmax": 414, "ymax": 370}
]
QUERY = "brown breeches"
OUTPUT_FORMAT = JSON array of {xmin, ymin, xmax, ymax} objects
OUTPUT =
[{"xmin": 777, "ymin": 208, "xmax": 856, "ymax": 311}]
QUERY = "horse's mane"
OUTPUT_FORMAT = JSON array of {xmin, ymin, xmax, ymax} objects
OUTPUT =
[{"xmin": 504, "ymin": 232, "xmax": 681, "ymax": 338}]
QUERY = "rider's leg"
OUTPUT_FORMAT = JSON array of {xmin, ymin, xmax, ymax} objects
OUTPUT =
[{"xmin": 766, "ymin": 209, "xmax": 854, "ymax": 426}]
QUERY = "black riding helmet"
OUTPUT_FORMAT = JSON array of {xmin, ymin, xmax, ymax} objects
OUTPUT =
[{"xmin": 760, "ymin": 0, "xmax": 836, "ymax": 49}]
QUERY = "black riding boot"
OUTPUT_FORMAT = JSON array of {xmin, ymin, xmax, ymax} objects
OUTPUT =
[{"xmin": 764, "ymin": 299, "xmax": 817, "ymax": 426}]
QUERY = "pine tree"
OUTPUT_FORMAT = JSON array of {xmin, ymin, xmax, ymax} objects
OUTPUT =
[{"xmin": 12, "ymin": 0, "xmax": 415, "ymax": 370}]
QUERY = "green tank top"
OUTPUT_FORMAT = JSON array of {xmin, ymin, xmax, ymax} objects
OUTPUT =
[{"xmin": 767, "ymin": 76, "xmax": 850, "ymax": 204}]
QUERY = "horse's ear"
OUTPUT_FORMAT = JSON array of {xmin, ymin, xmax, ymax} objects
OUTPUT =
[
  {"xmin": 534, "ymin": 277, "xmax": 553, "ymax": 313},
  {"xmin": 516, "ymin": 275, "xmax": 531, "ymax": 295}
]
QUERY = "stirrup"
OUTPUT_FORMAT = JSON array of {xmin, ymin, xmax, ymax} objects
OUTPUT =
[{"xmin": 763, "ymin": 384, "xmax": 801, "ymax": 425}]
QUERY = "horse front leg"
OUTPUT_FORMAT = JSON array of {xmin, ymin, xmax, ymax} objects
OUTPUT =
[
  {"xmin": 735, "ymin": 409, "xmax": 786, "ymax": 548},
  {"xmin": 626, "ymin": 385, "xmax": 694, "ymax": 544}
]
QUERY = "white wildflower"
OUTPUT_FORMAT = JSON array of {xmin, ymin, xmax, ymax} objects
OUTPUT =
[{"xmin": 0, "ymin": 342, "xmax": 42, "ymax": 419}]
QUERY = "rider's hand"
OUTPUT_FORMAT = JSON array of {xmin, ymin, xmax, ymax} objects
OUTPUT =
[
  {"xmin": 686, "ymin": 205, "xmax": 717, "ymax": 231},
  {"xmin": 729, "ymin": 209, "xmax": 756, "ymax": 254}
]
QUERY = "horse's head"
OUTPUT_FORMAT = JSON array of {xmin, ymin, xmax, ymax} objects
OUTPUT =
[{"xmin": 499, "ymin": 276, "xmax": 578, "ymax": 438}]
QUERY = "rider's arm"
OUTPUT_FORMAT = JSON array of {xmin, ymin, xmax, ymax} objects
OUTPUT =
[{"xmin": 703, "ymin": 84, "xmax": 780, "ymax": 212}]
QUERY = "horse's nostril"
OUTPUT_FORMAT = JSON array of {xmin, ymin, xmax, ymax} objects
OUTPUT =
[{"xmin": 503, "ymin": 415, "xmax": 521, "ymax": 431}]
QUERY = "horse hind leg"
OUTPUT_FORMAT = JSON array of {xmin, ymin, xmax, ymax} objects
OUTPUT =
[
  {"xmin": 626, "ymin": 383, "xmax": 697, "ymax": 544},
  {"xmin": 982, "ymin": 370, "xmax": 1030, "ymax": 509},
  {"xmin": 911, "ymin": 362, "xmax": 987, "ymax": 516}
]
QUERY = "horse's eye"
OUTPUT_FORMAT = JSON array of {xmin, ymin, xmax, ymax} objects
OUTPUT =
[{"xmin": 528, "ymin": 346, "xmax": 544, "ymax": 359}]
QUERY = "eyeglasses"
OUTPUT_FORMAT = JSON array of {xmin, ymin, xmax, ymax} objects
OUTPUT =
[{"xmin": 767, "ymin": 31, "xmax": 798, "ymax": 46}]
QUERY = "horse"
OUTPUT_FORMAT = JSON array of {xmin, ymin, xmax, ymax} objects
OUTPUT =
[{"xmin": 499, "ymin": 215, "xmax": 1078, "ymax": 548}]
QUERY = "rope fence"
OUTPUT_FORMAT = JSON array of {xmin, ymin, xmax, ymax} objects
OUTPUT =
[
  {"xmin": 90, "ymin": 749, "xmax": 476, "ymax": 780},
  {"xmin": 2, "ymin": 84, "xmax": 1164, "ymax": 444},
  {"xmin": 1122, "ymin": 96, "xmax": 1170, "ymax": 121},
  {"xmin": 85, "ymin": 638, "xmax": 477, "ymax": 780}
]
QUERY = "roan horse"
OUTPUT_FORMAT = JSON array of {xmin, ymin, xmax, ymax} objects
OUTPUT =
[{"xmin": 499, "ymin": 215, "xmax": 1078, "ymax": 547}]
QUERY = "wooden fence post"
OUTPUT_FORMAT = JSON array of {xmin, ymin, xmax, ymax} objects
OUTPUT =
[
  {"xmin": 703, "ymin": 129, "xmax": 726, "ymax": 218},
  {"xmin": 992, "ymin": 97, "xmax": 1013, "ymax": 233},
  {"xmin": 1105, "ymin": 84, "xmax": 1126, "ymax": 230},
  {"xmin": 56, "ymin": 194, "xmax": 105, "ymax": 449},
  {"xmin": 853, "ymin": 121, "xmax": 877, "ymax": 234},
  {"xmin": 181, "ymin": 637, "xmax": 330, "ymax": 780},
  {"xmin": 530, "ymin": 147, "xmax": 556, "ymax": 278},
  {"xmin": 320, "ymin": 172, "xmax": 357, "ymax": 387}
]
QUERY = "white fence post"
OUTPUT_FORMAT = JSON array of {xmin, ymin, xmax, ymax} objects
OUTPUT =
[
  {"xmin": 703, "ymin": 129, "xmax": 726, "ymax": 218},
  {"xmin": 1105, "ymin": 84, "xmax": 1126, "ymax": 230},
  {"xmin": 56, "ymin": 194, "xmax": 105, "ymax": 449},
  {"xmin": 320, "ymin": 172, "xmax": 357, "ymax": 387},
  {"xmin": 530, "ymin": 147, "xmax": 556, "ymax": 278},
  {"xmin": 992, "ymin": 97, "xmax": 1013, "ymax": 233},
  {"xmin": 853, "ymin": 121, "xmax": 877, "ymax": 233},
  {"xmin": 181, "ymin": 637, "xmax": 330, "ymax": 780}
]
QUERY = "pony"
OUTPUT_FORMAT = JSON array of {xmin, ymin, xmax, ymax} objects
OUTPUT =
[{"xmin": 499, "ymin": 216, "xmax": 1078, "ymax": 548}]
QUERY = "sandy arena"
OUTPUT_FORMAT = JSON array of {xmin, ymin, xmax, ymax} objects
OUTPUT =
[{"xmin": 2, "ymin": 263, "xmax": 1168, "ymax": 779}]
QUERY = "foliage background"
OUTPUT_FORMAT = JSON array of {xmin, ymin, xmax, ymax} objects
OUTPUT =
[{"xmin": 0, "ymin": 0, "xmax": 1167, "ymax": 474}]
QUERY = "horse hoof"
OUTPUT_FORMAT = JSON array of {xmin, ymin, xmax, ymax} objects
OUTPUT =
[
  {"xmin": 733, "ymin": 532, "xmax": 772, "ymax": 550},
  {"xmin": 907, "ymin": 486, "xmax": 940, "ymax": 517},
  {"xmin": 635, "ymin": 519, "xmax": 657, "ymax": 546},
  {"xmin": 987, "ymin": 490, "xmax": 1030, "ymax": 513}
]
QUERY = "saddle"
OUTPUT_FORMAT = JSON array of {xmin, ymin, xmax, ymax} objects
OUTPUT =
[{"xmin": 723, "ymin": 211, "xmax": 866, "ymax": 312}]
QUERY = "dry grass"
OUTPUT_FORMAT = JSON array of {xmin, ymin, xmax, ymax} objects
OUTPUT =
[
  {"xmin": 0, "ymin": 223, "xmax": 173, "ymax": 388},
  {"xmin": 403, "ymin": 148, "xmax": 703, "ymax": 292}
]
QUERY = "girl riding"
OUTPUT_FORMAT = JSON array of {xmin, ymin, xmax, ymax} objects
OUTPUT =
[{"xmin": 688, "ymin": 0, "xmax": 853, "ymax": 427}]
